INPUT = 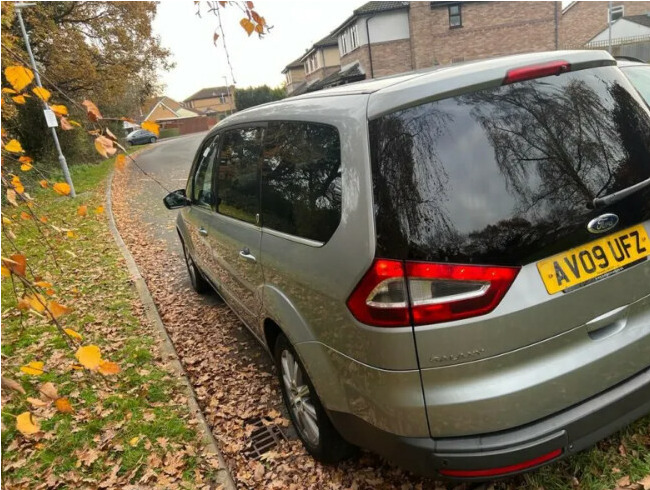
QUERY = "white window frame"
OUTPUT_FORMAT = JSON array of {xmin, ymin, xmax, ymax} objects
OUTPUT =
[
  {"xmin": 338, "ymin": 24, "xmax": 359, "ymax": 57},
  {"xmin": 608, "ymin": 4, "xmax": 624, "ymax": 22}
]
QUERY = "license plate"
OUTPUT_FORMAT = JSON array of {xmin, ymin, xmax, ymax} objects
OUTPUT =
[{"xmin": 537, "ymin": 224, "xmax": 649, "ymax": 294}]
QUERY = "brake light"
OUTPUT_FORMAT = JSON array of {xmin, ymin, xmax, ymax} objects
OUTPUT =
[
  {"xmin": 504, "ymin": 60, "xmax": 571, "ymax": 85},
  {"xmin": 347, "ymin": 260, "xmax": 520, "ymax": 327},
  {"xmin": 439, "ymin": 448, "xmax": 562, "ymax": 478}
]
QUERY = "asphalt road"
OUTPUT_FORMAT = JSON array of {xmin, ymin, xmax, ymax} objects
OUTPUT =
[{"xmin": 127, "ymin": 132, "xmax": 207, "ymax": 254}]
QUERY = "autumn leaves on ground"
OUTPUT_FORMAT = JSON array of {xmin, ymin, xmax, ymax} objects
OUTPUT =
[{"xmin": 1, "ymin": 159, "xmax": 222, "ymax": 488}]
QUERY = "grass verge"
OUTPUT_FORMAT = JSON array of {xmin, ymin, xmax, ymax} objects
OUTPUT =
[{"xmin": 1, "ymin": 158, "xmax": 220, "ymax": 488}]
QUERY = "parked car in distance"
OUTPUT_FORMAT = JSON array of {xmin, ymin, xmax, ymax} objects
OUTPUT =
[
  {"xmin": 164, "ymin": 50, "xmax": 650, "ymax": 480},
  {"xmin": 618, "ymin": 58, "xmax": 650, "ymax": 105},
  {"xmin": 126, "ymin": 128, "xmax": 157, "ymax": 145}
]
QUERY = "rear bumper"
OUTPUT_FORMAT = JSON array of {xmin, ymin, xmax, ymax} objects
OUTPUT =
[{"xmin": 327, "ymin": 364, "xmax": 650, "ymax": 480}]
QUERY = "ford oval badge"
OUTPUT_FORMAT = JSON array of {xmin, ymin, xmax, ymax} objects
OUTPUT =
[{"xmin": 587, "ymin": 213, "xmax": 619, "ymax": 234}]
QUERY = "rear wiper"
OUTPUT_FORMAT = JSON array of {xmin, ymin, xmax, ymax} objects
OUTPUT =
[{"xmin": 592, "ymin": 176, "xmax": 650, "ymax": 208}]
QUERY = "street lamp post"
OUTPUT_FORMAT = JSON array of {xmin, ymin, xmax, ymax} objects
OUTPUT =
[
  {"xmin": 15, "ymin": 2, "xmax": 76, "ymax": 197},
  {"xmin": 223, "ymin": 75, "xmax": 233, "ymax": 115}
]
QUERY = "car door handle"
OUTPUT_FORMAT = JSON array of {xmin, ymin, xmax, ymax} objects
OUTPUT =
[
  {"xmin": 239, "ymin": 247, "xmax": 256, "ymax": 262},
  {"xmin": 198, "ymin": 227, "xmax": 208, "ymax": 236}
]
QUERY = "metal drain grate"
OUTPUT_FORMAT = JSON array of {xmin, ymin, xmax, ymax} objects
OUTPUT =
[{"xmin": 243, "ymin": 417, "xmax": 288, "ymax": 460}]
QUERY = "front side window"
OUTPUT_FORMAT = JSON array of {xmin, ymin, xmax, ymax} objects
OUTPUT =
[
  {"xmin": 192, "ymin": 135, "xmax": 219, "ymax": 208},
  {"xmin": 216, "ymin": 127, "xmax": 263, "ymax": 224},
  {"xmin": 262, "ymin": 121, "xmax": 342, "ymax": 242},
  {"xmin": 449, "ymin": 4, "xmax": 462, "ymax": 27}
]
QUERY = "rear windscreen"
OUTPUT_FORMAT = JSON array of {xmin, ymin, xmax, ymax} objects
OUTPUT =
[{"xmin": 370, "ymin": 66, "xmax": 650, "ymax": 265}]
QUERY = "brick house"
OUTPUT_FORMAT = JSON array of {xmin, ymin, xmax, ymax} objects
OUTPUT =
[
  {"xmin": 283, "ymin": 1, "xmax": 650, "ymax": 93},
  {"xmin": 560, "ymin": 1, "xmax": 650, "ymax": 47},
  {"xmin": 282, "ymin": 56, "xmax": 307, "ymax": 95},
  {"xmin": 140, "ymin": 96, "xmax": 199, "ymax": 122},
  {"xmin": 300, "ymin": 33, "xmax": 341, "ymax": 85},
  {"xmin": 183, "ymin": 86, "xmax": 236, "ymax": 116}
]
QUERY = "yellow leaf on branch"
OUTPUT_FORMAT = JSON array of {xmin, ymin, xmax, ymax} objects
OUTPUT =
[
  {"xmin": 33, "ymin": 280, "xmax": 53, "ymax": 288},
  {"xmin": 39, "ymin": 180, "xmax": 48, "ymax": 189},
  {"xmin": 94, "ymin": 135, "xmax": 116, "ymax": 158},
  {"xmin": 1, "ymin": 88, "xmax": 17, "ymax": 95},
  {"xmin": 6, "ymin": 189, "xmax": 18, "ymax": 206},
  {"xmin": 32, "ymin": 87, "xmax": 51, "ymax": 102},
  {"xmin": 60, "ymin": 117, "xmax": 73, "ymax": 131},
  {"xmin": 20, "ymin": 161, "xmax": 33, "ymax": 171},
  {"xmin": 64, "ymin": 328, "xmax": 83, "ymax": 341},
  {"xmin": 19, "ymin": 155, "xmax": 33, "ymax": 164},
  {"xmin": 5, "ymin": 66, "xmax": 34, "ymax": 92},
  {"xmin": 1, "ymin": 266, "xmax": 10, "ymax": 278},
  {"xmin": 26, "ymin": 293, "xmax": 46, "ymax": 313},
  {"xmin": 98, "ymin": 361, "xmax": 121, "ymax": 375},
  {"xmin": 50, "ymin": 104, "xmax": 68, "ymax": 116},
  {"xmin": 20, "ymin": 211, "xmax": 31, "ymax": 221},
  {"xmin": 115, "ymin": 154, "xmax": 126, "ymax": 170},
  {"xmin": 4, "ymin": 139, "xmax": 24, "ymax": 153},
  {"xmin": 75, "ymin": 345, "xmax": 102, "ymax": 370},
  {"xmin": 240, "ymin": 17, "xmax": 255, "ymax": 35},
  {"xmin": 20, "ymin": 361, "xmax": 45, "ymax": 376},
  {"xmin": 141, "ymin": 120, "xmax": 159, "ymax": 137},
  {"xmin": 52, "ymin": 182, "xmax": 71, "ymax": 196},
  {"xmin": 16, "ymin": 412, "xmax": 40, "ymax": 435},
  {"xmin": 47, "ymin": 300, "xmax": 70, "ymax": 320},
  {"xmin": 3, "ymin": 254, "xmax": 26, "ymax": 276},
  {"xmin": 82, "ymin": 99, "xmax": 102, "ymax": 121},
  {"xmin": 12, "ymin": 95, "xmax": 27, "ymax": 105},
  {"xmin": 11, "ymin": 175, "xmax": 25, "ymax": 194}
]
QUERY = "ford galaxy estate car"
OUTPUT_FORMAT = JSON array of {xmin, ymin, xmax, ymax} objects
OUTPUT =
[{"xmin": 164, "ymin": 50, "xmax": 650, "ymax": 480}]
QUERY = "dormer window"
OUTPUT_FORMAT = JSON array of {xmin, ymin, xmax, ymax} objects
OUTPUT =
[{"xmin": 305, "ymin": 52, "xmax": 321, "ymax": 74}]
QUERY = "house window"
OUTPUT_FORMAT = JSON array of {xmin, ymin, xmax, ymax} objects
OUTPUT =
[
  {"xmin": 448, "ymin": 3, "xmax": 462, "ymax": 28},
  {"xmin": 338, "ymin": 24, "xmax": 359, "ymax": 56},
  {"xmin": 305, "ymin": 53, "xmax": 320, "ymax": 74},
  {"xmin": 608, "ymin": 4, "xmax": 624, "ymax": 22}
]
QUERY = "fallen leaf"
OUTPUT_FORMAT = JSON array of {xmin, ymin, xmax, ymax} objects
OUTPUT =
[
  {"xmin": 617, "ymin": 475, "xmax": 631, "ymax": 487},
  {"xmin": 39, "ymin": 180, "xmax": 48, "ymax": 188},
  {"xmin": 638, "ymin": 475, "xmax": 650, "ymax": 490},
  {"xmin": 75, "ymin": 345, "xmax": 102, "ymax": 371},
  {"xmin": 55, "ymin": 397, "xmax": 74, "ymax": 413},
  {"xmin": 16, "ymin": 412, "xmax": 40, "ymax": 435},
  {"xmin": 33, "ymin": 280, "xmax": 53, "ymax": 288},
  {"xmin": 77, "ymin": 205, "xmax": 87, "ymax": 217},
  {"xmin": 95, "ymin": 205, "xmax": 104, "ymax": 214},
  {"xmin": 60, "ymin": 117, "xmax": 73, "ymax": 130},
  {"xmin": 6, "ymin": 189, "xmax": 18, "ymax": 206},
  {"xmin": 26, "ymin": 397, "xmax": 49, "ymax": 408},
  {"xmin": 40, "ymin": 382, "xmax": 59, "ymax": 400},
  {"xmin": 98, "ymin": 361, "xmax": 120, "ymax": 375},
  {"xmin": 128, "ymin": 436, "xmax": 140, "ymax": 447},
  {"xmin": 20, "ymin": 361, "xmax": 45, "ymax": 376},
  {"xmin": 1, "ymin": 376, "xmax": 26, "ymax": 394}
]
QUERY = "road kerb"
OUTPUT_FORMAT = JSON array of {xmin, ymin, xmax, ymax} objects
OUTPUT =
[{"xmin": 106, "ymin": 168, "xmax": 236, "ymax": 490}]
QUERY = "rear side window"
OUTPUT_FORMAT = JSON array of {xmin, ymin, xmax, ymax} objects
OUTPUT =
[
  {"xmin": 621, "ymin": 65, "xmax": 650, "ymax": 105},
  {"xmin": 261, "ymin": 121, "xmax": 342, "ymax": 242},
  {"xmin": 216, "ymin": 127, "xmax": 263, "ymax": 224},
  {"xmin": 370, "ymin": 66, "xmax": 650, "ymax": 265}
]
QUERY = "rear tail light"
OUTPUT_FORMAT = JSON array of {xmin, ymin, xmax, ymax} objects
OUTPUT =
[
  {"xmin": 347, "ymin": 260, "xmax": 520, "ymax": 327},
  {"xmin": 504, "ymin": 60, "xmax": 571, "ymax": 85}
]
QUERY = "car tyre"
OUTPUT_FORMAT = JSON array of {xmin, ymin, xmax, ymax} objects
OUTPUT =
[
  {"xmin": 274, "ymin": 333, "xmax": 357, "ymax": 464},
  {"xmin": 150, "ymin": 136, "xmax": 157, "ymax": 144},
  {"xmin": 182, "ymin": 241, "xmax": 210, "ymax": 294}
]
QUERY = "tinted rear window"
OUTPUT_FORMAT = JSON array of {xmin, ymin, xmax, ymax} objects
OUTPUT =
[{"xmin": 370, "ymin": 66, "xmax": 650, "ymax": 265}]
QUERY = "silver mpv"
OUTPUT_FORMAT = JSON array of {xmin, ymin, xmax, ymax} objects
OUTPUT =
[{"xmin": 165, "ymin": 50, "xmax": 650, "ymax": 480}]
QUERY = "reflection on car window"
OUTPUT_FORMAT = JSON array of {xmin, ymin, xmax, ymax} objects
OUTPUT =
[
  {"xmin": 216, "ymin": 127, "xmax": 263, "ymax": 224},
  {"xmin": 192, "ymin": 136, "xmax": 219, "ymax": 208},
  {"xmin": 262, "ymin": 121, "xmax": 342, "ymax": 242},
  {"xmin": 370, "ymin": 66, "xmax": 650, "ymax": 265},
  {"xmin": 621, "ymin": 65, "xmax": 650, "ymax": 105}
]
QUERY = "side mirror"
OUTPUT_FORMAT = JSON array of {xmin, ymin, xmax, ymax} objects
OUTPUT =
[{"xmin": 163, "ymin": 189, "xmax": 190, "ymax": 209}]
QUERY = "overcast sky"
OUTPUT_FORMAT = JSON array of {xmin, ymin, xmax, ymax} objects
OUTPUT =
[{"xmin": 153, "ymin": 1, "xmax": 357, "ymax": 101}]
